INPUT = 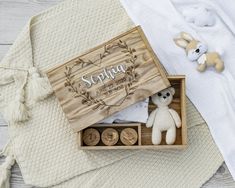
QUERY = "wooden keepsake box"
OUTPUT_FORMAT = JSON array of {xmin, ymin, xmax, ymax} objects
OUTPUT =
[
  {"xmin": 77, "ymin": 76, "xmax": 187, "ymax": 149},
  {"xmin": 46, "ymin": 26, "xmax": 187, "ymax": 149}
]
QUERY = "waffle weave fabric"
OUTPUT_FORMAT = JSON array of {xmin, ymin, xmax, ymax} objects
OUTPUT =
[{"xmin": 0, "ymin": 0, "xmax": 223, "ymax": 187}]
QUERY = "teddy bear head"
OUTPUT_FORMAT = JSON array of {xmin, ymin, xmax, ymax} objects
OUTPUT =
[
  {"xmin": 151, "ymin": 87, "xmax": 175, "ymax": 107},
  {"xmin": 174, "ymin": 32, "xmax": 208, "ymax": 61}
]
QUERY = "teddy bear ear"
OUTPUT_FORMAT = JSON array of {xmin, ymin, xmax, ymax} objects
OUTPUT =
[
  {"xmin": 180, "ymin": 32, "xmax": 194, "ymax": 42},
  {"xmin": 169, "ymin": 87, "xmax": 175, "ymax": 95},
  {"xmin": 173, "ymin": 38, "xmax": 188, "ymax": 49}
]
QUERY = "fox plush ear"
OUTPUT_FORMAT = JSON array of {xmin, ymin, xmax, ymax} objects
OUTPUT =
[
  {"xmin": 168, "ymin": 87, "xmax": 175, "ymax": 95},
  {"xmin": 180, "ymin": 32, "xmax": 194, "ymax": 42},
  {"xmin": 174, "ymin": 38, "xmax": 188, "ymax": 49}
]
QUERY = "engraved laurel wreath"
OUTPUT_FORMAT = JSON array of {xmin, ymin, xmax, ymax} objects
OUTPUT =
[{"xmin": 64, "ymin": 40, "xmax": 139, "ymax": 111}]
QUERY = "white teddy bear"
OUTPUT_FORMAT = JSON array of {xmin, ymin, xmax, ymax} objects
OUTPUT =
[{"xmin": 146, "ymin": 87, "xmax": 181, "ymax": 145}]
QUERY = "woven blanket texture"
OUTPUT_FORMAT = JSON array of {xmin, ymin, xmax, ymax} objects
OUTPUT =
[{"xmin": 0, "ymin": 0, "xmax": 223, "ymax": 187}]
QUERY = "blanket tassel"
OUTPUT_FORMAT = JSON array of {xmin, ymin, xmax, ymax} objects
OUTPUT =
[
  {"xmin": 28, "ymin": 67, "xmax": 53, "ymax": 102},
  {"xmin": 4, "ymin": 88, "xmax": 30, "ymax": 123},
  {"xmin": 0, "ymin": 155, "xmax": 15, "ymax": 188}
]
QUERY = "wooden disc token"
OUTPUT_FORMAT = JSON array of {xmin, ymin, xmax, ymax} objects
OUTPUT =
[
  {"xmin": 83, "ymin": 128, "xmax": 100, "ymax": 146},
  {"xmin": 120, "ymin": 128, "xmax": 138, "ymax": 146},
  {"xmin": 101, "ymin": 128, "xmax": 119, "ymax": 146}
]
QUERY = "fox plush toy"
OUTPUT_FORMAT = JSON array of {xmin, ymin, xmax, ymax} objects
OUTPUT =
[{"xmin": 174, "ymin": 32, "xmax": 224, "ymax": 73}]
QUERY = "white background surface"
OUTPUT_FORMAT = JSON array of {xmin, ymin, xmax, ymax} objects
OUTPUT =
[{"xmin": 0, "ymin": 0, "xmax": 234, "ymax": 187}]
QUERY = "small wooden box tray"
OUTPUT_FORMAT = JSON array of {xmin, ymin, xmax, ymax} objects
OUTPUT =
[
  {"xmin": 78, "ymin": 123, "xmax": 142, "ymax": 149},
  {"xmin": 78, "ymin": 75, "xmax": 187, "ymax": 149}
]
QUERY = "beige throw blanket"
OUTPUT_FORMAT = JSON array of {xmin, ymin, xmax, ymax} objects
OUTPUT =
[{"xmin": 0, "ymin": 0, "xmax": 223, "ymax": 187}]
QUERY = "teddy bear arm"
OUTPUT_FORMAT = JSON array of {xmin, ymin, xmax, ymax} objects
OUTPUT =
[
  {"xmin": 169, "ymin": 109, "xmax": 181, "ymax": 128},
  {"xmin": 197, "ymin": 63, "xmax": 207, "ymax": 72},
  {"xmin": 214, "ymin": 58, "xmax": 224, "ymax": 72},
  {"xmin": 146, "ymin": 109, "xmax": 158, "ymax": 128}
]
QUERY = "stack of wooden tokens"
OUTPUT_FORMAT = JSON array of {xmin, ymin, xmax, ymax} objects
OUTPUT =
[
  {"xmin": 82, "ymin": 127, "xmax": 138, "ymax": 146},
  {"xmin": 83, "ymin": 128, "xmax": 100, "ymax": 146},
  {"xmin": 101, "ymin": 128, "xmax": 119, "ymax": 146},
  {"xmin": 120, "ymin": 128, "xmax": 138, "ymax": 146}
]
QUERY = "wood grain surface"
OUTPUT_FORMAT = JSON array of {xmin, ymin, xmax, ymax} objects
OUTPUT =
[
  {"xmin": 47, "ymin": 27, "xmax": 170, "ymax": 132},
  {"xmin": 120, "ymin": 128, "xmax": 138, "ymax": 146},
  {"xmin": 0, "ymin": 0, "xmax": 234, "ymax": 187}
]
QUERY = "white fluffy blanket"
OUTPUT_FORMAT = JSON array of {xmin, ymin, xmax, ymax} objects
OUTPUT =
[{"xmin": 121, "ymin": 0, "xmax": 235, "ymax": 180}]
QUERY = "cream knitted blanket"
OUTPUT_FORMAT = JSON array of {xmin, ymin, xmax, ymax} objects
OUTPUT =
[{"xmin": 0, "ymin": 0, "xmax": 223, "ymax": 187}]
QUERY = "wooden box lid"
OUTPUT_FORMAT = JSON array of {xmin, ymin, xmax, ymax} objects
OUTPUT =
[{"xmin": 46, "ymin": 26, "xmax": 170, "ymax": 132}]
